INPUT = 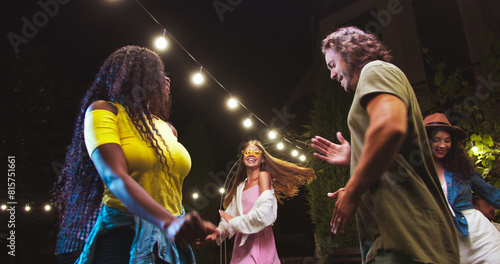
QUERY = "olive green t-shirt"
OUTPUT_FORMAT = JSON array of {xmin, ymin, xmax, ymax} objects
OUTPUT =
[{"xmin": 348, "ymin": 60, "xmax": 459, "ymax": 263}]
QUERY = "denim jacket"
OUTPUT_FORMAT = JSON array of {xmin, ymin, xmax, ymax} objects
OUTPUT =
[
  {"xmin": 76, "ymin": 205, "xmax": 195, "ymax": 264},
  {"xmin": 445, "ymin": 170, "xmax": 500, "ymax": 238}
]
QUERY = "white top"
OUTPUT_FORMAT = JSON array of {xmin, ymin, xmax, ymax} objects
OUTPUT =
[
  {"xmin": 441, "ymin": 183, "xmax": 456, "ymax": 217},
  {"xmin": 216, "ymin": 181, "xmax": 278, "ymax": 246}
]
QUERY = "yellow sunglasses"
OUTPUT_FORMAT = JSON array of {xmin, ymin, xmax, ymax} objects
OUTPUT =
[{"xmin": 242, "ymin": 150, "xmax": 263, "ymax": 157}]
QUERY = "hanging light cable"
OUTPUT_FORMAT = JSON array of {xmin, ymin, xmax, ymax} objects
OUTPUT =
[{"xmin": 134, "ymin": 0, "xmax": 311, "ymax": 159}]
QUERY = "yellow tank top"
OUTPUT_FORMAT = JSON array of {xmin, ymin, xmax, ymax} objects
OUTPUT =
[{"xmin": 84, "ymin": 102, "xmax": 191, "ymax": 215}]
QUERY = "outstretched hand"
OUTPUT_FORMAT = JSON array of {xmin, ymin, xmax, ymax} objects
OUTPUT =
[
  {"xmin": 202, "ymin": 210, "xmax": 232, "ymax": 243},
  {"xmin": 167, "ymin": 211, "xmax": 216, "ymax": 247},
  {"xmin": 205, "ymin": 229, "xmax": 220, "ymax": 242},
  {"xmin": 311, "ymin": 132, "xmax": 351, "ymax": 166},
  {"xmin": 328, "ymin": 188, "xmax": 358, "ymax": 234},
  {"xmin": 219, "ymin": 209, "xmax": 233, "ymax": 222}
]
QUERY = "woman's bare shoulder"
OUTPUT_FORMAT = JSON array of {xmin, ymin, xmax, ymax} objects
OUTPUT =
[
  {"xmin": 258, "ymin": 171, "xmax": 272, "ymax": 191},
  {"xmin": 86, "ymin": 100, "xmax": 118, "ymax": 115}
]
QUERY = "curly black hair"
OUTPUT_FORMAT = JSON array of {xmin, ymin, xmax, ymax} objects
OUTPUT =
[{"xmin": 52, "ymin": 45, "xmax": 174, "ymax": 235}]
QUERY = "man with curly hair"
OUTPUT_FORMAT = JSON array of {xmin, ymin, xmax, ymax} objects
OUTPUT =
[{"xmin": 311, "ymin": 26, "xmax": 459, "ymax": 263}]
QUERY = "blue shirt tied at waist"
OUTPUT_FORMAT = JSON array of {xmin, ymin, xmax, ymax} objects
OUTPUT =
[
  {"xmin": 445, "ymin": 170, "xmax": 500, "ymax": 238},
  {"xmin": 76, "ymin": 205, "xmax": 195, "ymax": 264},
  {"xmin": 55, "ymin": 205, "xmax": 101, "ymax": 255}
]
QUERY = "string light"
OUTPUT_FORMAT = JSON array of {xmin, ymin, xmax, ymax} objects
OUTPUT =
[
  {"xmin": 192, "ymin": 193, "xmax": 199, "ymax": 199},
  {"xmin": 268, "ymin": 130, "xmax": 277, "ymax": 140},
  {"xmin": 277, "ymin": 142, "xmax": 284, "ymax": 150},
  {"xmin": 155, "ymin": 29, "xmax": 168, "ymax": 50},
  {"xmin": 227, "ymin": 97, "xmax": 238, "ymax": 109},
  {"xmin": 132, "ymin": 0, "xmax": 309, "ymax": 161},
  {"xmin": 291, "ymin": 149, "xmax": 299, "ymax": 157},
  {"xmin": 243, "ymin": 115, "xmax": 253, "ymax": 128},
  {"xmin": 192, "ymin": 66, "xmax": 204, "ymax": 85},
  {"xmin": 0, "ymin": 203, "xmax": 58, "ymax": 213},
  {"xmin": 155, "ymin": 37, "xmax": 167, "ymax": 49},
  {"xmin": 219, "ymin": 188, "xmax": 225, "ymax": 194},
  {"xmin": 299, "ymin": 155, "xmax": 306, "ymax": 161},
  {"xmin": 192, "ymin": 73, "xmax": 203, "ymax": 85}
]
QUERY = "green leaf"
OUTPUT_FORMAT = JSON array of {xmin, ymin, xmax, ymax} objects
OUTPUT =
[
  {"xmin": 483, "ymin": 135, "xmax": 494, "ymax": 147},
  {"xmin": 434, "ymin": 72, "xmax": 444, "ymax": 86},
  {"xmin": 470, "ymin": 134, "xmax": 481, "ymax": 142}
]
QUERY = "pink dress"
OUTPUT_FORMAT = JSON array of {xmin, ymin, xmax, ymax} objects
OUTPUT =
[{"xmin": 230, "ymin": 185, "xmax": 280, "ymax": 264}]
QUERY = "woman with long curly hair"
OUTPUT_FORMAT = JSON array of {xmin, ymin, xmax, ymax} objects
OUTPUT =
[
  {"xmin": 52, "ymin": 45, "xmax": 215, "ymax": 264},
  {"xmin": 206, "ymin": 140, "xmax": 316, "ymax": 263},
  {"xmin": 424, "ymin": 113, "xmax": 500, "ymax": 263}
]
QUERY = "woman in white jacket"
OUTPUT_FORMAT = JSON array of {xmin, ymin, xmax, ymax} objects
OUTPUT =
[{"xmin": 206, "ymin": 140, "xmax": 316, "ymax": 263}]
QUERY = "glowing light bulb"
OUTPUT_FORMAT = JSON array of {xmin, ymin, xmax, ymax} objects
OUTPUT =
[
  {"xmin": 277, "ymin": 142, "xmax": 284, "ymax": 150},
  {"xmin": 299, "ymin": 155, "xmax": 306, "ymax": 161},
  {"xmin": 268, "ymin": 131, "xmax": 277, "ymax": 140},
  {"xmin": 291, "ymin": 150, "xmax": 299, "ymax": 157},
  {"xmin": 44, "ymin": 205, "xmax": 52, "ymax": 211},
  {"xmin": 471, "ymin": 146, "xmax": 479, "ymax": 153},
  {"xmin": 192, "ymin": 73, "xmax": 204, "ymax": 85},
  {"xmin": 219, "ymin": 188, "xmax": 225, "ymax": 194},
  {"xmin": 25, "ymin": 205, "xmax": 31, "ymax": 211},
  {"xmin": 227, "ymin": 98, "xmax": 238, "ymax": 109},
  {"xmin": 243, "ymin": 118, "xmax": 252, "ymax": 128},
  {"xmin": 1, "ymin": 205, "xmax": 6, "ymax": 210},
  {"xmin": 192, "ymin": 193, "xmax": 199, "ymax": 199},
  {"xmin": 155, "ymin": 36, "xmax": 168, "ymax": 50}
]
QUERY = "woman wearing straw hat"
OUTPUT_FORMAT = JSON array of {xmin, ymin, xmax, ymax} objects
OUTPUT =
[{"xmin": 424, "ymin": 113, "xmax": 500, "ymax": 263}]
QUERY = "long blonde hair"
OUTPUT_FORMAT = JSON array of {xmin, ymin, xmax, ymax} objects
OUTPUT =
[{"xmin": 223, "ymin": 140, "xmax": 316, "ymax": 208}]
